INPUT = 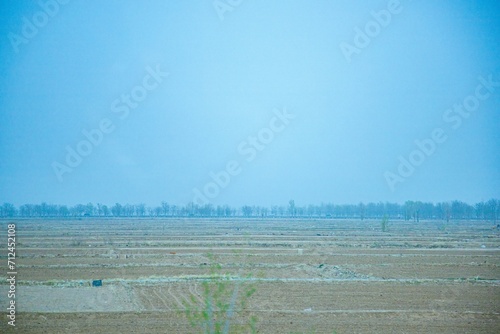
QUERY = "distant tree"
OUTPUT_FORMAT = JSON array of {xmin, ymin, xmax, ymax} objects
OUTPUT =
[
  {"xmin": 96, "ymin": 203, "xmax": 103, "ymax": 216},
  {"xmin": 102, "ymin": 205, "xmax": 110, "ymax": 216},
  {"xmin": 242, "ymin": 205, "xmax": 253, "ymax": 217},
  {"xmin": 32, "ymin": 204, "xmax": 41, "ymax": 216},
  {"xmin": 58, "ymin": 205, "xmax": 70, "ymax": 217},
  {"xmin": 223, "ymin": 205, "xmax": 233, "ymax": 217},
  {"xmin": 475, "ymin": 202, "xmax": 485, "ymax": 220},
  {"xmin": 1, "ymin": 203, "xmax": 16, "ymax": 217},
  {"xmin": 451, "ymin": 200, "xmax": 466, "ymax": 219},
  {"xmin": 186, "ymin": 202, "xmax": 198, "ymax": 216},
  {"xmin": 84, "ymin": 202, "xmax": 94, "ymax": 216},
  {"xmin": 216, "ymin": 205, "xmax": 224, "ymax": 217},
  {"xmin": 419, "ymin": 202, "xmax": 434, "ymax": 220},
  {"xmin": 464, "ymin": 203, "xmax": 474, "ymax": 220},
  {"xmin": 71, "ymin": 204, "xmax": 86, "ymax": 216},
  {"xmin": 414, "ymin": 201, "xmax": 423, "ymax": 222},
  {"xmin": 337, "ymin": 204, "xmax": 345, "ymax": 217},
  {"xmin": 358, "ymin": 202, "xmax": 366, "ymax": 220},
  {"xmin": 324, "ymin": 203, "xmax": 334, "ymax": 217},
  {"xmin": 161, "ymin": 201, "xmax": 169, "ymax": 216},
  {"xmin": 338, "ymin": 204, "xmax": 356, "ymax": 218},
  {"xmin": 440, "ymin": 202, "xmax": 451, "ymax": 222},
  {"xmin": 38, "ymin": 202, "xmax": 47, "ymax": 216},
  {"xmin": 276, "ymin": 206, "xmax": 283, "ymax": 216},
  {"xmin": 261, "ymin": 206, "xmax": 268, "ymax": 217},
  {"xmin": 365, "ymin": 202, "xmax": 376, "ymax": 218},
  {"xmin": 8, "ymin": 199, "xmax": 498, "ymax": 221},
  {"xmin": 270, "ymin": 205, "xmax": 278, "ymax": 217},
  {"xmin": 485, "ymin": 199, "xmax": 499, "ymax": 222},
  {"xmin": 111, "ymin": 203, "xmax": 123, "ymax": 217},
  {"xmin": 403, "ymin": 201, "xmax": 421, "ymax": 221},
  {"xmin": 135, "ymin": 203, "xmax": 146, "ymax": 216},
  {"xmin": 123, "ymin": 204, "xmax": 135, "ymax": 216},
  {"xmin": 19, "ymin": 204, "xmax": 33, "ymax": 216},
  {"xmin": 306, "ymin": 204, "xmax": 315, "ymax": 217},
  {"xmin": 288, "ymin": 200, "xmax": 296, "ymax": 217},
  {"xmin": 47, "ymin": 204, "xmax": 58, "ymax": 216},
  {"xmin": 154, "ymin": 206, "xmax": 162, "ymax": 217},
  {"xmin": 388, "ymin": 202, "xmax": 402, "ymax": 219},
  {"xmin": 179, "ymin": 205, "xmax": 189, "ymax": 216},
  {"xmin": 253, "ymin": 206, "xmax": 261, "ymax": 217},
  {"xmin": 200, "ymin": 204, "xmax": 214, "ymax": 216},
  {"xmin": 170, "ymin": 204, "xmax": 178, "ymax": 216}
]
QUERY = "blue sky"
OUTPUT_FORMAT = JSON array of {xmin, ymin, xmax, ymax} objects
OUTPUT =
[{"xmin": 0, "ymin": 0, "xmax": 499, "ymax": 207}]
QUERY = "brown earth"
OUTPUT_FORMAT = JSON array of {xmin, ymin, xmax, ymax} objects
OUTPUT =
[{"xmin": 1, "ymin": 218, "xmax": 499, "ymax": 333}]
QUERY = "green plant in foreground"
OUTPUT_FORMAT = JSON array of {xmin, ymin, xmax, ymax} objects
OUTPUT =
[
  {"xmin": 437, "ymin": 223, "xmax": 447, "ymax": 232},
  {"xmin": 182, "ymin": 254, "xmax": 257, "ymax": 334},
  {"xmin": 381, "ymin": 215, "xmax": 389, "ymax": 232}
]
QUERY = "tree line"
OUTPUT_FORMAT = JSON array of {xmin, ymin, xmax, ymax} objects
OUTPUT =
[{"xmin": 0, "ymin": 199, "xmax": 499, "ymax": 222}]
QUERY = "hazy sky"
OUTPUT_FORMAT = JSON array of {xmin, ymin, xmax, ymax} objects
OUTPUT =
[{"xmin": 1, "ymin": 0, "xmax": 499, "ymax": 207}]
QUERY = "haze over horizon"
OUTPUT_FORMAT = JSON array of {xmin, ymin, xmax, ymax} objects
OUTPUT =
[{"xmin": 1, "ymin": 0, "xmax": 499, "ymax": 208}]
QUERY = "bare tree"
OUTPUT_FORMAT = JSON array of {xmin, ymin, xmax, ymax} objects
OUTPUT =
[
  {"xmin": 161, "ymin": 201, "xmax": 170, "ymax": 216},
  {"xmin": 288, "ymin": 200, "xmax": 296, "ymax": 217}
]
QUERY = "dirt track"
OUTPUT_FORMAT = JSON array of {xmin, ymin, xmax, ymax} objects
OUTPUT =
[{"xmin": 1, "ymin": 218, "xmax": 499, "ymax": 333}]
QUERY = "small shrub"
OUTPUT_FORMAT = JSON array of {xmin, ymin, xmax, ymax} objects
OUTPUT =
[
  {"xmin": 69, "ymin": 238, "xmax": 83, "ymax": 246},
  {"xmin": 182, "ymin": 253, "xmax": 257, "ymax": 334},
  {"xmin": 381, "ymin": 215, "xmax": 389, "ymax": 232}
]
